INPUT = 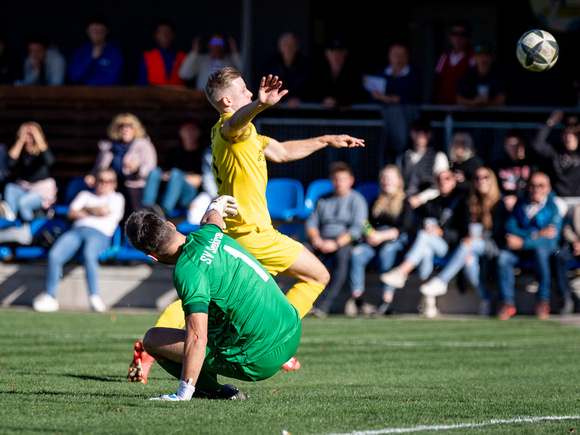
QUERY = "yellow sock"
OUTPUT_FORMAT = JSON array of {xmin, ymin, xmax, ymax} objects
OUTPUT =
[
  {"xmin": 154, "ymin": 299, "xmax": 185, "ymax": 329},
  {"xmin": 285, "ymin": 281, "xmax": 326, "ymax": 319}
]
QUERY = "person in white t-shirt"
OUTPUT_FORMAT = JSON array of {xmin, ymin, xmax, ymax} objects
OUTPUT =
[{"xmin": 33, "ymin": 169, "xmax": 125, "ymax": 312}]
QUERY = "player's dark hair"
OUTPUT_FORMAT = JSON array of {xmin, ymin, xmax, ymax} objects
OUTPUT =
[{"xmin": 124, "ymin": 211, "xmax": 174, "ymax": 256}]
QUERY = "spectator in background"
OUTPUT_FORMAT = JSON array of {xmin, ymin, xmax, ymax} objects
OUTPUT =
[
  {"xmin": 496, "ymin": 172, "xmax": 562, "ymax": 320},
  {"xmin": 15, "ymin": 33, "xmax": 66, "ymax": 86},
  {"xmin": 380, "ymin": 169, "xmax": 469, "ymax": 317},
  {"xmin": 531, "ymin": 110, "xmax": 580, "ymax": 205},
  {"xmin": 141, "ymin": 121, "xmax": 204, "ymax": 219},
  {"xmin": 85, "ymin": 113, "xmax": 157, "ymax": 217},
  {"xmin": 554, "ymin": 203, "xmax": 580, "ymax": 314},
  {"xmin": 305, "ymin": 162, "xmax": 367, "ymax": 317},
  {"xmin": 493, "ymin": 129, "xmax": 537, "ymax": 212},
  {"xmin": 366, "ymin": 43, "xmax": 422, "ymax": 105},
  {"xmin": 138, "ymin": 20, "xmax": 186, "ymax": 86},
  {"xmin": 348, "ymin": 165, "xmax": 413, "ymax": 316},
  {"xmin": 68, "ymin": 14, "xmax": 123, "ymax": 86},
  {"xmin": 0, "ymin": 29, "xmax": 22, "ymax": 84},
  {"xmin": 447, "ymin": 131, "xmax": 483, "ymax": 195},
  {"xmin": 456, "ymin": 43, "xmax": 506, "ymax": 107},
  {"xmin": 395, "ymin": 118, "xmax": 449, "ymax": 208},
  {"xmin": 32, "ymin": 169, "xmax": 125, "ymax": 313},
  {"xmin": 306, "ymin": 38, "xmax": 366, "ymax": 108},
  {"xmin": 186, "ymin": 145, "xmax": 218, "ymax": 225},
  {"xmin": 179, "ymin": 32, "xmax": 243, "ymax": 91},
  {"xmin": 366, "ymin": 42, "xmax": 422, "ymax": 161},
  {"xmin": 432, "ymin": 20, "xmax": 475, "ymax": 105},
  {"xmin": 420, "ymin": 167, "xmax": 508, "ymax": 317},
  {"xmin": 260, "ymin": 32, "xmax": 311, "ymax": 108},
  {"xmin": 0, "ymin": 122, "xmax": 57, "ymax": 244}
]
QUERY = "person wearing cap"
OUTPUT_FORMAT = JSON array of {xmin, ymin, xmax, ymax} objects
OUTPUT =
[
  {"xmin": 178, "ymin": 32, "xmax": 243, "ymax": 90},
  {"xmin": 456, "ymin": 43, "xmax": 506, "ymax": 106}
]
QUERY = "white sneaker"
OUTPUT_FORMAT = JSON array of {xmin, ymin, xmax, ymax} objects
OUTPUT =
[
  {"xmin": 420, "ymin": 277, "xmax": 448, "ymax": 297},
  {"xmin": 0, "ymin": 200, "xmax": 16, "ymax": 221},
  {"xmin": 421, "ymin": 296, "xmax": 439, "ymax": 318},
  {"xmin": 33, "ymin": 293, "xmax": 59, "ymax": 312},
  {"xmin": 380, "ymin": 268, "xmax": 407, "ymax": 289},
  {"xmin": 89, "ymin": 295, "xmax": 106, "ymax": 312}
]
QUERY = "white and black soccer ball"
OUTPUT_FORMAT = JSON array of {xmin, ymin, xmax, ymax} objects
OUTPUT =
[{"xmin": 516, "ymin": 29, "xmax": 559, "ymax": 72}]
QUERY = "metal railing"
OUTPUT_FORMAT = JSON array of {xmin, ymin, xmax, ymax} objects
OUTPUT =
[{"xmin": 256, "ymin": 103, "xmax": 578, "ymax": 187}]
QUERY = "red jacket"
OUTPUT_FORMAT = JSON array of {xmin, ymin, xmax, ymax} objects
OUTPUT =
[{"xmin": 143, "ymin": 49, "xmax": 186, "ymax": 86}]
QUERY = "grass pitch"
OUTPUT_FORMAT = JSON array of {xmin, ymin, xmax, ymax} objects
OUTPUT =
[{"xmin": 1, "ymin": 309, "xmax": 579, "ymax": 434}]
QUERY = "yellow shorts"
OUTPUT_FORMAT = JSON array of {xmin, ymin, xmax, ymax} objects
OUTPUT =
[{"xmin": 230, "ymin": 228, "xmax": 304, "ymax": 276}]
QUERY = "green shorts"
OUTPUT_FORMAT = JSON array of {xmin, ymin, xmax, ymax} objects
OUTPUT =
[{"xmin": 204, "ymin": 324, "xmax": 301, "ymax": 382}]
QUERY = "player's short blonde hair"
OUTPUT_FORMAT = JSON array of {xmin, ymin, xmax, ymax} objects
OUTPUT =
[{"xmin": 205, "ymin": 67, "xmax": 242, "ymax": 107}]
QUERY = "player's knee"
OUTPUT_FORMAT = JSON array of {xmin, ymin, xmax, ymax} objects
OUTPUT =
[
  {"xmin": 318, "ymin": 266, "xmax": 331, "ymax": 286},
  {"xmin": 142, "ymin": 328, "xmax": 159, "ymax": 355}
]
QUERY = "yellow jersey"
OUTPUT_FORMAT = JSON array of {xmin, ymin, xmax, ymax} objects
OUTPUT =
[{"xmin": 211, "ymin": 113, "xmax": 273, "ymax": 234}]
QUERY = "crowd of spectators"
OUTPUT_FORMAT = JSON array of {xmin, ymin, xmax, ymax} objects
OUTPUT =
[
  {"xmin": 0, "ymin": 17, "xmax": 578, "ymax": 318},
  {"xmin": 1, "ymin": 17, "xmax": 576, "ymax": 109},
  {"xmin": 304, "ymin": 112, "xmax": 580, "ymax": 320}
]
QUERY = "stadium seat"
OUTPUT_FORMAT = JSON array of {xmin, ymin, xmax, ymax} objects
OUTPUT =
[
  {"xmin": 266, "ymin": 178, "xmax": 304, "ymax": 221},
  {"xmin": 176, "ymin": 221, "xmax": 200, "ymax": 235},
  {"xmin": 53, "ymin": 176, "xmax": 92, "ymax": 216},
  {"xmin": 12, "ymin": 217, "xmax": 70, "ymax": 260},
  {"xmin": 278, "ymin": 222, "xmax": 306, "ymax": 242},
  {"xmin": 297, "ymin": 178, "xmax": 334, "ymax": 220},
  {"xmin": 112, "ymin": 236, "xmax": 154, "ymax": 262},
  {"xmin": 356, "ymin": 181, "xmax": 379, "ymax": 205}
]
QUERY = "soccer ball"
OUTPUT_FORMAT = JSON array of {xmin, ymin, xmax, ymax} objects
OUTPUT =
[{"xmin": 516, "ymin": 29, "xmax": 559, "ymax": 72}]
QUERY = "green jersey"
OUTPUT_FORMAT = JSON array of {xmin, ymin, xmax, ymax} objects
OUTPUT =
[{"xmin": 173, "ymin": 224, "xmax": 301, "ymax": 365}]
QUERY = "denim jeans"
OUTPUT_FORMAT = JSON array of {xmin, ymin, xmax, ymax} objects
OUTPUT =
[
  {"xmin": 404, "ymin": 229, "xmax": 449, "ymax": 280},
  {"xmin": 349, "ymin": 231, "xmax": 408, "ymax": 293},
  {"xmin": 497, "ymin": 246, "xmax": 557, "ymax": 304},
  {"xmin": 553, "ymin": 247, "xmax": 575, "ymax": 299},
  {"xmin": 437, "ymin": 237, "xmax": 489, "ymax": 301},
  {"xmin": 4, "ymin": 182, "xmax": 43, "ymax": 222},
  {"xmin": 45, "ymin": 226, "xmax": 111, "ymax": 297},
  {"xmin": 142, "ymin": 167, "xmax": 198, "ymax": 214}
]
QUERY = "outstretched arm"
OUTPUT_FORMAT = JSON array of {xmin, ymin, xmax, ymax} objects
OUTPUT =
[
  {"xmin": 264, "ymin": 134, "xmax": 365, "ymax": 163},
  {"xmin": 223, "ymin": 75, "xmax": 289, "ymax": 137}
]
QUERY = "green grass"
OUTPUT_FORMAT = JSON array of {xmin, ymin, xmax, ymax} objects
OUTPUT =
[{"xmin": 1, "ymin": 309, "xmax": 579, "ymax": 434}]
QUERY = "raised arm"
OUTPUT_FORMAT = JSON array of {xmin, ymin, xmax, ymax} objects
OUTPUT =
[{"xmin": 223, "ymin": 75, "xmax": 289, "ymax": 137}]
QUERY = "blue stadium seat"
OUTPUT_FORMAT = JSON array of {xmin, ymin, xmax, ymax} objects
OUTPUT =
[
  {"xmin": 53, "ymin": 176, "xmax": 92, "ymax": 216},
  {"xmin": 297, "ymin": 178, "xmax": 334, "ymax": 220},
  {"xmin": 266, "ymin": 178, "xmax": 304, "ymax": 221},
  {"xmin": 112, "ymin": 235, "xmax": 154, "ymax": 262},
  {"xmin": 12, "ymin": 217, "xmax": 70, "ymax": 260},
  {"xmin": 176, "ymin": 221, "xmax": 200, "ymax": 235},
  {"xmin": 356, "ymin": 181, "xmax": 379, "ymax": 205}
]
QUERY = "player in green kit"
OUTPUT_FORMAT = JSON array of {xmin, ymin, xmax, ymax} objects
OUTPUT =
[{"xmin": 124, "ymin": 195, "xmax": 301, "ymax": 400}]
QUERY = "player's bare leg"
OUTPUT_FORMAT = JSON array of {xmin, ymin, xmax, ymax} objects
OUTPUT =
[{"xmin": 282, "ymin": 246, "xmax": 330, "ymax": 318}]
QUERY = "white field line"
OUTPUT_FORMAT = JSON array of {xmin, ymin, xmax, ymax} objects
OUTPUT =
[
  {"xmin": 300, "ymin": 338, "xmax": 530, "ymax": 348},
  {"xmin": 324, "ymin": 415, "xmax": 580, "ymax": 434}
]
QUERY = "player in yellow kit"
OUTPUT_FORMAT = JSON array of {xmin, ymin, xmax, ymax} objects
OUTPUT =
[{"xmin": 127, "ymin": 67, "xmax": 364, "ymax": 382}]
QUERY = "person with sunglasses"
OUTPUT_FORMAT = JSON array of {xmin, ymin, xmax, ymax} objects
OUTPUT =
[
  {"xmin": 419, "ymin": 167, "xmax": 509, "ymax": 317},
  {"xmin": 496, "ymin": 172, "xmax": 562, "ymax": 320},
  {"xmin": 33, "ymin": 169, "xmax": 125, "ymax": 313},
  {"xmin": 178, "ymin": 32, "xmax": 242, "ymax": 90}
]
